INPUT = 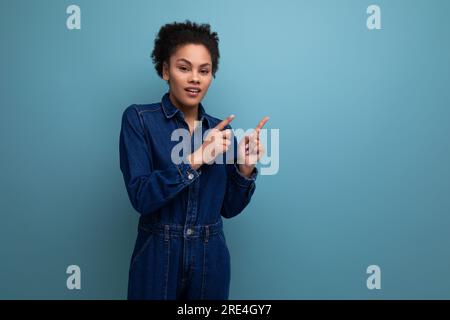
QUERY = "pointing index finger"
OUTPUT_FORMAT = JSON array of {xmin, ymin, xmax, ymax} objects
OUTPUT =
[
  {"xmin": 215, "ymin": 114, "xmax": 235, "ymax": 131},
  {"xmin": 255, "ymin": 116, "xmax": 270, "ymax": 131}
]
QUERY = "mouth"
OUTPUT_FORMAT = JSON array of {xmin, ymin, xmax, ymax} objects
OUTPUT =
[{"xmin": 185, "ymin": 87, "xmax": 201, "ymax": 98}]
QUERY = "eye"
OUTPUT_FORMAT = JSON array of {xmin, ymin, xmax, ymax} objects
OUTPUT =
[
  {"xmin": 178, "ymin": 66, "xmax": 189, "ymax": 72},
  {"xmin": 201, "ymin": 69, "xmax": 210, "ymax": 75}
]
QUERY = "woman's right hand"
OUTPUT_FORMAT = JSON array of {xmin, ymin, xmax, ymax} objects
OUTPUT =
[{"xmin": 187, "ymin": 115, "xmax": 235, "ymax": 170}]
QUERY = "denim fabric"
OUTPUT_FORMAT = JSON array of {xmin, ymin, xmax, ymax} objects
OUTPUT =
[{"xmin": 119, "ymin": 92, "xmax": 258, "ymax": 300}]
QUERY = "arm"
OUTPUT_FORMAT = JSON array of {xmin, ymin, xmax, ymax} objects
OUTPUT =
[
  {"xmin": 220, "ymin": 115, "xmax": 269, "ymax": 219},
  {"xmin": 119, "ymin": 105, "xmax": 198, "ymax": 216},
  {"xmin": 220, "ymin": 133, "xmax": 258, "ymax": 219}
]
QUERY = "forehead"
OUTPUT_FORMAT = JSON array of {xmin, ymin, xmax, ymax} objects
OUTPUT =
[{"xmin": 170, "ymin": 44, "xmax": 212, "ymax": 65}]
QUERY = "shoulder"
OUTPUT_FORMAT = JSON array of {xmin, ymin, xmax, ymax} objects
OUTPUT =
[
  {"xmin": 122, "ymin": 102, "xmax": 161, "ymax": 117},
  {"xmin": 122, "ymin": 102, "xmax": 162, "ymax": 120},
  {"xmin": 121, "ymin": 102, "xmax": 163, "ymax": 130}
]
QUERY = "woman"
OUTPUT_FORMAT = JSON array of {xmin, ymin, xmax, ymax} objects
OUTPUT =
[{"xmin": 119, "ymin": 20, "xmax": 268, "ymax": 300}]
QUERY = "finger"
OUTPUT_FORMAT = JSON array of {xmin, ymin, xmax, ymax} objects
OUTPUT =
[
  {"xmin": 250, "ymin": 140, "xmax": 263, "ymax": 155},
  {"xmin": 255, "ymin": 116, "xmax": 270, "ymax": 131},
  {"xmin": 249, "ymin": 140, "xmax": 257, "ymax": 152},
  {"xmin": 250, "ymin": 141, "xmax": 259, "ymax": 154},
  {"xmin": 221, "ymin": 144, "xmax": 228, "ymax": 153},
  {"xmin": 224, "ymin": 139, "xmax": 232, "ymax": 148},
  {"xmin": 222, "ymin": 129, "xmax": 232, "ymax": 139},
  {"xmin": 248, "ymin": 134, "xmax": 258, "ymax": 148},
  {"xmin": 205, "ymin": 128, "xmax": 219, "ymax": 142},
  {"xmin": 244, "ymin": 135, "xmax": 250, "ymax": 149},
  {"xmin": 251, "ymin": 128, "xmax": 262, "ymax": 141},
  {"xmin": 215, "ymin": 115, "xmax": 235, "ymax": 131}
]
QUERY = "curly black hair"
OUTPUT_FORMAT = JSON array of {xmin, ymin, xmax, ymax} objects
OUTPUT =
[{"xmin": 151, "ymin": 20, "xmax": 220, "ymax": 79}]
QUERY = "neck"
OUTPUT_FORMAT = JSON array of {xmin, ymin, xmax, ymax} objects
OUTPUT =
[{"xmin": 169, "ymin": 92, "xmax": 198, "ymax": 122}]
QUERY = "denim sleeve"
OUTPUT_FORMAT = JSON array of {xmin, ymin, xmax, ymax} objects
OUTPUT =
[
  {"xmin": 119, "ymin": 105, "xmax": 199, "ymax": 216},
  {"xmin": 220, "ymin": 130, "xmax": 258, "ymax": 219}
]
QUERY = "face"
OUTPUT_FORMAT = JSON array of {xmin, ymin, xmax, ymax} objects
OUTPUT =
[{"xmin": 162, "ymin": 43, "xmax": 213, "ymax": 109}]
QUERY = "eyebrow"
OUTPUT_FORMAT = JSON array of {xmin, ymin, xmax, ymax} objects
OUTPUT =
[{"xmin": 176, "ymin": 58, "xmax": 211, "ymax": 67}]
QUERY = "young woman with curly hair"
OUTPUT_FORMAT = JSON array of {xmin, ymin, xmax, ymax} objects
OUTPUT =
[{"xmin": 119, "ymin": 20, "xmax": 268, "ymax": 300}]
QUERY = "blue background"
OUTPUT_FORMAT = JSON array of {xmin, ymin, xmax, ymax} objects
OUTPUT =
[{"xmin": 1, "ymin": 0, "xmax": 449, "ymax": 299}]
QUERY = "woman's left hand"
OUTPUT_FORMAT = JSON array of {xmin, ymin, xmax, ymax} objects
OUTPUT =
[{"xmin": 237, "ymin": 116, "xmax": 270, "ymax": 177}]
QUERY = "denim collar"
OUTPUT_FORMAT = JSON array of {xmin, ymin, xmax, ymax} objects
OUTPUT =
[{"xmin": 161, "ymin": 92, "xmax": 210, "ymax": 128}]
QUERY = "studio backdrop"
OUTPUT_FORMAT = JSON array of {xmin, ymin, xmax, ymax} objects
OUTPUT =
[{"xmin": 1, "ymin": 0, "xmax": 450, "ymax": 299}]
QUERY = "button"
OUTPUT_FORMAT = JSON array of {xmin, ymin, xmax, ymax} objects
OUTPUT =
[
  {"xmin": 186, "ymin": 228, "xmax": 193, "ymax": 236},
  {"xmin": 187, "ymin": 173, "xmax": 194, "ymax": 180}
]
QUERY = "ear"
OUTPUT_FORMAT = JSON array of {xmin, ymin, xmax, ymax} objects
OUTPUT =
[{"xmin": 162, "ymin": 61, "xmax": 169, "ymax": 81}]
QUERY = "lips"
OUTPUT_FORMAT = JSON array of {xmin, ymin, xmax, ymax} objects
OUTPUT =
[
  {"xmin": 185, "ymin": 87, "xmax": 201, "ymax": 93},
  {"xmin": 185, "ymin": 87, "xmax": 201, "ymax": 98}
]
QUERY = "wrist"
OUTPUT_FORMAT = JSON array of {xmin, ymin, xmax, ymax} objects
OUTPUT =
[{"xmin": 237, "ymin": 164, "xmax": 255, "ymax": 178}]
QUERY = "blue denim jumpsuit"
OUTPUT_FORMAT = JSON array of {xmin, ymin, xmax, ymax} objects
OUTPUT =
[{"xmin": 119, "ymin": 92, "xmax": 258, "ymax": 300}]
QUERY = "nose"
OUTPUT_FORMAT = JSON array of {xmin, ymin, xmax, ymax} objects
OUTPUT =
[{"xmin": 189, "ymin": 70, "xmax": 200, "ymax": 84}]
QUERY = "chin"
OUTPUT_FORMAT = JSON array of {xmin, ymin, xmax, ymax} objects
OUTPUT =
[
  {"xmin": 182, "ymin": 95, "xmax": 203, "ymax": 106},
  {"xmin": 172, "ymin": 89, "xmax": 205, "ymax": 107},
  {"xmin": 179, "ymin": 97, "xmax": 197, "ymax": 107}
]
